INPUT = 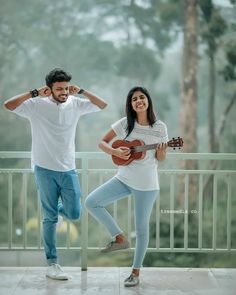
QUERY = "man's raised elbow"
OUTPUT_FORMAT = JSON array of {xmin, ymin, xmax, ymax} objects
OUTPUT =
[
  {"xmin": 3, "ymin": 101, "xmax": 12, "ymax": 111},
  {"xmin": 3, "ymin": 101, "xmax": 10, "ymax": 110},
  {"xmin": 100, "ymin": 102, "xmax": 108, "ymax": 109}
]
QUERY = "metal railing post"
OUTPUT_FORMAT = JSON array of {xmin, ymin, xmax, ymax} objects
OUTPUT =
[{"xmin": 81, "ymin": 156, "xmax": 88, "ymax": 271}]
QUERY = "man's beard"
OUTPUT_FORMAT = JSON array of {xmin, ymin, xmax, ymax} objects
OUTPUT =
[{"xmin": 52, "ymin": 93, "xmax": 68, "ymax": 103}]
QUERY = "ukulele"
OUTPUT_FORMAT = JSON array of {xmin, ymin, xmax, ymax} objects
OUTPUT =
[{"xmin": 111, "ymin": 137, "xmax": 183, "ymax": 166}]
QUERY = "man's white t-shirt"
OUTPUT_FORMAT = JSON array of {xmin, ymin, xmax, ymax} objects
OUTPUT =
[
  {"xmin": 12, "ymin": 95, "xmax": 100, "ymax": 171},
  {"xmin": 111, "ymin": 117, "xmax": 168, "ymax": 191}
]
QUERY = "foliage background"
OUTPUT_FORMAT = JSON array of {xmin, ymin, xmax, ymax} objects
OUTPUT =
[{"xmin": 0, "ymin": 0, "xmax": 235, "ymax": 267}]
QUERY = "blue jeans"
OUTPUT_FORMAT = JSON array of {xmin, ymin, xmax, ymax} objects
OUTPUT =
[
  {"xmin": 34, "ymin": 165, "xmax": 81, "ymax": 265},
  {"xmin": 85, "ymin": 177, "xmax": 158, "ymax": 269}
]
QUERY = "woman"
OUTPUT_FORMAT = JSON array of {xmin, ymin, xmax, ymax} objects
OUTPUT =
[{"xmin": 85, "ymin": 86, "xmax": 168, "ymax": 287}]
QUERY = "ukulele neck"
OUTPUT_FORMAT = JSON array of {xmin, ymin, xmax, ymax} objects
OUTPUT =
[{"xmin": 134, "ymin": 143, "xmax": 159, "ymax": 153}]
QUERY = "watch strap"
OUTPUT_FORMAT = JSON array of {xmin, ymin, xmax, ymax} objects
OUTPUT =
[
  {"xmin": 78, "ymin": 88, "xmax": 85, "ymax": 94},
  {"xmin": 30, "ymin": 89, "xmax": 39, "ymax": 98}
]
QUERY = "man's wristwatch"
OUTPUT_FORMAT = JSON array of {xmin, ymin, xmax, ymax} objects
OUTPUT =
[
  {"xmin": 30, "ymin": 89, "xmax": 39, "ymax": 98},
  {"xmin": 78, "ymin": 88, "xmax": 85, "ymax": 94}
]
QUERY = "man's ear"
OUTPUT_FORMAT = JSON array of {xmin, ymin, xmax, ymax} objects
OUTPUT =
[{"xmin": 44, "ymin": 87, "xmax": 51, "ymax": 96}]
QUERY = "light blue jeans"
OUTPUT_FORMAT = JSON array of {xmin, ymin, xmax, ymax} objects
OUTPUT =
[
  {"xmin": 34, "ymin": 165, "xmax": 81, "ymax": 265},
  {"xmin": 85, "ymin": 177, "xmax": 159, "ymax": 269}
]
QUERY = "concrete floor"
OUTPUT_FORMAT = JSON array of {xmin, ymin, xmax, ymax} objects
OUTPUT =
[{"xmin": 0, "ymin": 267, "xmax": 235, "ymax": 295}]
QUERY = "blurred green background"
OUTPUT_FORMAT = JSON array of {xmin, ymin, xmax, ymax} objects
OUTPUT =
[{"xmin": 0, "ymin": 0, "xmax": 235, "ymax": 267}]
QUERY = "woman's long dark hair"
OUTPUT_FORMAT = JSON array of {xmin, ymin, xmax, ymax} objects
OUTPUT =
[{"xmin": 125, "ymin": 86, "xmax": 156, "ymax": 138}]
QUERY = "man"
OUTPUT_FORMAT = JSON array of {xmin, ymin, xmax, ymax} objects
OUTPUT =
[{"xmin": 4, "ymin": 68, "xmax": 107, "ymax": 280}]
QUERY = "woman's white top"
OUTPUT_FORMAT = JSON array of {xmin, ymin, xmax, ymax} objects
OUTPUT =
[{"xmin": 112, "ymin": 117, "xmax": 168, "ymax": 191}]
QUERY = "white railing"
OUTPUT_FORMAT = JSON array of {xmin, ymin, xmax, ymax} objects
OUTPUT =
[{"xmin": 0, "ymin": 152, "xmax": 235, "ymax": 270}]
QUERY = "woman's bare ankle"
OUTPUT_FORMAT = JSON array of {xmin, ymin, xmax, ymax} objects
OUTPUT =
[
  {"xmin": 132, "ymin": 268, "xmax": 140, "ymax": 277},
  {"xmin": 115, "ymin": 234, "xmax": 126, "ymax": 243}
]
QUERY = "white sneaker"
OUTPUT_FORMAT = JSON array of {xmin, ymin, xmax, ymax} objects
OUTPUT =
[
  {"xmin": 101, "ymin": 240, "xmax": 130, "ymax": 253},
  {"xmin": 46, "ymin": 264, "xmax": 69, "ymax": 280},
  {"xmin": 124, "ymin": 274, "xmax": 140, "ymax": 287}
]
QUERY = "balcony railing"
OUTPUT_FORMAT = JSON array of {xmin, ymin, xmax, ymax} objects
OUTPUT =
[{"xmin": 0, "ymin": 151, "xmax": 235, "ymax": 270}]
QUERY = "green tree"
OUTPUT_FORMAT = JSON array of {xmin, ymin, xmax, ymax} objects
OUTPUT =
[{"xmin": 199, "ymin": 0, "xmax": 227, "ymax": 153}]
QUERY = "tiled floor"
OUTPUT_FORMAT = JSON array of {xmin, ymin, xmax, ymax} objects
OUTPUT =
[{"xmin": 0, "ymin": 267, "xmax": 235, "ymax": 295}]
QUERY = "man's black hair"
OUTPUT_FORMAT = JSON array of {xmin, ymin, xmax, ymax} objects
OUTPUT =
[{"xmin": 45, "ymin": 68, "xmax": 72, "ymax": 88}]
